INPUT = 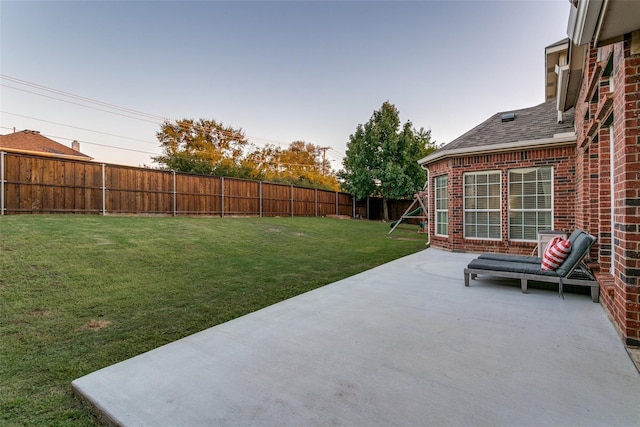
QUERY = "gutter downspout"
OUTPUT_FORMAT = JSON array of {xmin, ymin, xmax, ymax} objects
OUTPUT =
[
  {"xmin": 425, "ymin": 169, "xmax": 430, "ymax": 247},
  {"xmin": 593, "ymin": 0, "xmax": 610, "ymax": 47},
  {"xmin": 420, "ymin": 162, "xmax": 430, "ymax": 248}
]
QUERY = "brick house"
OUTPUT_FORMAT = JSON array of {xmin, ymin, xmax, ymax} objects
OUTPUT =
[
  {"xmin": 418, "ymin": 1, "xmax": 640, "ymax": 347},
  {"xmin": 0, "ymin": 130, "xmax": 92, "ymax": 161},
  {"xmin": 418, "ymin": 97, "xmax": 576, "ymax": 255}
]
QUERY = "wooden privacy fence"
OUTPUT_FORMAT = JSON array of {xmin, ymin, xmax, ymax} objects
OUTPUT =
[{"xmin": 0, "ymin": 152, "xmax": 416, "ymax": 220}]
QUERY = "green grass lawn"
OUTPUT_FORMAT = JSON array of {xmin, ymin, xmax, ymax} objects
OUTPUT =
[{"xmin": 0, "ymin": 215, "xmax": 427, "ymax": 426}]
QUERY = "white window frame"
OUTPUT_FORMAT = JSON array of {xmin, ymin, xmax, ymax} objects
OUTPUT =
[
  {"xmin": 610, "ymin": 124, "xmax": 615, "ymax": 275},
  {"xmin": 434, "ymin": 175, "xmax": 448, "ymax": 237},
  {"xmin": 463, "ymin": 171, "xmax": 502, "ymax": 240},
  {"xmin": 508, "ymin": 167, "xmax": 554, "ymax": 242}
]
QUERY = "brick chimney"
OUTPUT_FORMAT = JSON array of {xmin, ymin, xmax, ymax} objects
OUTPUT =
[{"xmin": 72, "ymin": 140, "xmax": 80, "ymax": 152}]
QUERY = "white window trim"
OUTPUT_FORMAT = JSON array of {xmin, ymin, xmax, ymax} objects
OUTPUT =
[
  {"xmin": 434, "ymin": 175, "xmax": 448, "ymax": 237},
  {"xmin": 610, "ymin": 124, "xmax": 615, "ymax": 275},
  {"xmin": 508, "ymin": 167, "xmax": 554, "ymax": 242},
  {"xmin": 463, "ymin": 171, "xmax": 502, "ymax": 241}
]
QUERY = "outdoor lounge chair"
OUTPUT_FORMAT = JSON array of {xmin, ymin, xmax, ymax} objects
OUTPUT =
[{"xmin": 464, "ymin": 230, "xmax": 600, "ymax": 303}]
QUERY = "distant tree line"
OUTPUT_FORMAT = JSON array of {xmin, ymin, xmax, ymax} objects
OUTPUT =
[
  {"xmin": 153, "ymin": 119, "xmax": 339, "ymax": 191},
  {"xmin": 153, "ymin": 101, "xmax": 440, "ymax": 214}
]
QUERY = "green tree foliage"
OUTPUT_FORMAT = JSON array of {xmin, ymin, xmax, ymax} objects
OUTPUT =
[
  {"xmin": 339, "ymin": 102, "xmax": 439, "ymax": 220},
  {"xmin": 153, "ymin": 118, "xmax": 257, "ymax": 179},
  {"xmin": 246, "ymin": 141, "xmax": 339, "ymax": 191},
  {"xmin": 154, "ymin": 119, "xmax": 339, "ymax": 190}
]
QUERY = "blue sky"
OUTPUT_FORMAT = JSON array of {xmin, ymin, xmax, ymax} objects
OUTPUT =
[{"xmin": 1, "ymin": 0, "xmax": 570, "ymax": 170}]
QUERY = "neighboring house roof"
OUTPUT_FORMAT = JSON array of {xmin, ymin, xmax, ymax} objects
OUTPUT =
[
  {"xmin": 419, "ymin": 99, "xmax": 575, "ymax": 165},
  {"xmin": 0, "ymin": 130, "xmax": 93, "ymax": 161},
  {"xmin": 545, "ymin": 38, "xmax": 570, "ymax": 103}
]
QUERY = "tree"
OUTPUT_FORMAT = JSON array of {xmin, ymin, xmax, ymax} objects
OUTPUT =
[
  {"xmin": 246, "ymin": 141, "xmax": 340, "ymax": 190},
  {"xmin": 339, "ymin": 101, "xmax": 438, "ymax": 221},
  {"xmin": 153, "ymin": 118, "xmax": 254, "ymax": 178},
  {"xmin": 153, "ymin": 119, "xmax": 340, "ymax": 189}
]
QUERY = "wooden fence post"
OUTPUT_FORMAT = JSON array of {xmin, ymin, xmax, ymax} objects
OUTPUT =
[
  {"xmin": 259, "ymin": 181, "xmax": 263, "ymax": 217},
  {"xmin": 352, "ymin": 196, "xmax": 355, "ymax": 218},
  {"xmin": 101, "ymin": 163, "xmax": 106, "ymax": 216},
  {"xmin": 290, "ymin": 185, "xmax": 294, "ymax": 217},
  {"xmin": 172, "ymin": 170, "xmax": 176, "ymax": 217},
  {"xmin": 221, "ymin": 177, "xmax": 225, "ymax": 217},
  {"xmin": 335, "ymin": 192, "xmax": 338, "ymax": 215},
  {"xmin": 366, "ymin": 197, "xmax": 370, "ymax": 219},
  {"xmin": 315, "ymin": 189, "xmax": 318, "ymax": 217},
  {"xmin": 0, "ymin": 151, "xmax": 4, "ymax": 216}
]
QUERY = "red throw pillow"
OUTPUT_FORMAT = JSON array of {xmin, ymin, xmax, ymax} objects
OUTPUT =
[{"xmin": 541, "ymin": 236, "xmax": 572, "ymax": 271}]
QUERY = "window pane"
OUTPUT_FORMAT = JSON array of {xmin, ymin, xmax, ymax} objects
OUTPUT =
[
  {"xmin": 489, "ymin": 196, "xmax": 500, "ymax": 209},
  {"xmin": 523, "ymin": 226, "xmax": 538, "ymax": 240},
  {"xmin": 463, "ymin": 171, "xmax": 501, "ymax": 239},
  {"xmin": 510, "ymin": 172, "xmax": 522, "ymax": 183},
  {"xmin": 465, "ymin": 184, "xmax": 475, "ymax": 198},
  {"xmin": 538, "ymin": 195, "xmax": 551, "ymax": 209},
  {"xmin": 489, "ymin": 212, "xmax": 501, "ymax": 225},
  {"xmin": 539, "ymin": 168, "xmax": 551, "ymax": 181},
  {"xmin": 522, "ymin": 195, "xmax": 537, "ymax": 209},
  {"xmin": 465, "ymin": 223, "xmax": 476, "ymax": 237},
  {"xmin": 435, "ymin": 175, "xmax": 448, "ymax": 236},
  {"xmin": 522, "ymin": 181, "xmax": 536, "ymax": 195},
  {"xmin": 511, "ymin": 211, "xmax": 522, "ymax": 225},
  {"xmin": 510, "ymin": 195, "xmax": 521, "ymax": 209},
  {"xmin": 508, "ymin": 167, "xmax": 553, "ymax": 241},
  {"xmin": 538, "ymin": 212, "xmax": 552, "ymax": 229}
]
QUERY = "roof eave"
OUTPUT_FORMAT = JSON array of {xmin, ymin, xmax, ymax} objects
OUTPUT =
[
  {"xmin": 567, "ymin": 0, "xmax": 603, "ymax": 46},
  {"xmin": 417, "ymin": 133, "xmax": 576, "ymax": 166},
  {"xmin": 0, "ymin": 147, "xmax": 94, "ymax": 161},
  {"xmin": 554, "ymin": 34, "xmax": 589, "ymax": 112}
]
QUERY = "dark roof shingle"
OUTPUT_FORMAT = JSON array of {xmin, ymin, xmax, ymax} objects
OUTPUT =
[
  {"xmin": 0, "ymin": 130, "xmax": 92, "ymax": 160},
  {"xmin": 437, "ymin": 98, "xmax": 574, "ymax": 152}
]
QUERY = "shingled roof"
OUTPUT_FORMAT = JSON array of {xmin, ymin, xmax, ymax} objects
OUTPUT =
[
  {"xmin": 0, "ymin": 130, "xmax": 93, "ymax": 160},
  {"xmin": 419, "ymin": 99, "xmax": 575, "ymax": 165}
]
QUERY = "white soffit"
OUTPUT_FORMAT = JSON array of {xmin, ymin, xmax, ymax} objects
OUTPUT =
[{"xmin": 594, "ymin": 1, "xmax": 640, "ymax": 46}]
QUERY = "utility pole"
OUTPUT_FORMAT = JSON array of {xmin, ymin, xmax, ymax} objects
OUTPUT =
[{"xmin": 319, "ymin": 146, "xmax": 331, "ymax": 175}]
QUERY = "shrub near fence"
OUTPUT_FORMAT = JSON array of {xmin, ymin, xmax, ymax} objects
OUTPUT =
[{"xmin": 0, "ymin": 152, "xmax": 416, "ymax": 220}]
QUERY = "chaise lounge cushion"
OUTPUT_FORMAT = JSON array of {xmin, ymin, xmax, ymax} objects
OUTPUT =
[
  {"xmin": 478, "ymin": 253, "xmax": 541, "ymax": 264},
  {"xmin": 554, "ymin": 231, "xmax": 595, "ymax": 277},
  {"xmin": 466, "ymin": 258, "xmax": 561, "ymax": 277}
]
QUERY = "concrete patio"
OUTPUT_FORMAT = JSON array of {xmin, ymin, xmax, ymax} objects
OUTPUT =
[{"xmin": 72, "ymin": 248, "xmax": 640, "ymax": 426}]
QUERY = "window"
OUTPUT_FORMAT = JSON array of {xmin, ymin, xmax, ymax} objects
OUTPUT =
[
  {"xmin": 464, "ymin": 171, "xmax": 501, "ymax": 239},
  {"xmin": 434, "ymin": 175, "xmax": 448, "ymax": 236},
  {"xmin": 603, "ymin": 53, "xmax": 614, "ymax": 91},
  {"xmin": 508, "ymin": 167, "xmax": 553, "ymax": 241}
]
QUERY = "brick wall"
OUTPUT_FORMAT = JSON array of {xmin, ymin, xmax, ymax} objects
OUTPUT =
[
  {"xmin": 426, "ymin": 146, "xmax": 576, "ymax": 255},
  {"xmin": 574, "ymin": 36, "xmax": 640, "ymax": 346}
]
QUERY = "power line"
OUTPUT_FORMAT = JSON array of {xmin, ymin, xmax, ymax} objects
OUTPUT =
[
  {"xmin": 2, "ymin": 83, "xmax": 296, "ymax": 147},
  {"xmin": 1, "ymin": 74, "xmax": 165, "ymax": 121},
  {"xmin": 1, "ymin": 75, "xmax": 345, "ymax": 160},
  {"xmin": 43, "ymin": 133, "xmax": 162, "ymax": 156},
  {"xmin": 1, "ymin": 111, "xmax": 158, "ymax": 145},
  {"xmin": 1, "ymin": 84, "xmax": 161, "ymax": 124}
]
